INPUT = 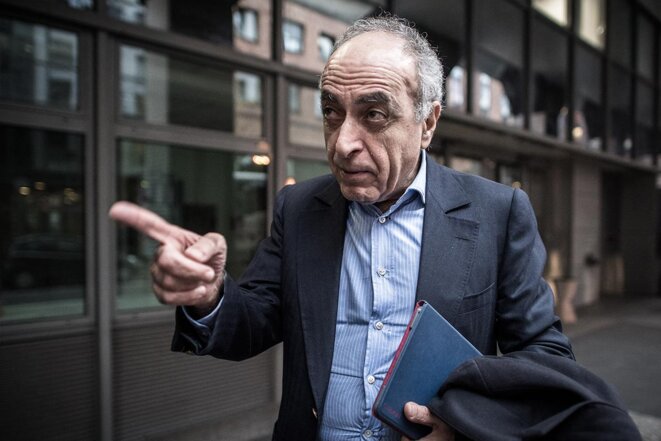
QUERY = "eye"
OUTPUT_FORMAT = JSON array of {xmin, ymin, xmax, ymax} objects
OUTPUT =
[{"xmin": 366, "ymin": 109, "xmax": 386, "ymax": 121}]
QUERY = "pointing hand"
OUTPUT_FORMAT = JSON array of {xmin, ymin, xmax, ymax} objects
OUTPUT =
[{"xmin": 109, "ymin": 201, "xmax": 226, "ymax": 315}]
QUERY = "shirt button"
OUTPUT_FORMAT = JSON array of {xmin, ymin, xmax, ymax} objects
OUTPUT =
[
  {"xmin": 367, "ymin": 375, "xmax": 376, "ymax": 384},
  {"xmin": 378, "ymin": 216, "xmax": 387, "ymax": 224},
  {"xmin": 377, "ymin": 268, "xmax": 387, "ymax": 277},
  {"xmin": 374, "ymin": 321, "xmax": 384, "ymax": 331},
  {"xmin": 364, "ymin": 429, "xmax": 373, "ymax": 438}
]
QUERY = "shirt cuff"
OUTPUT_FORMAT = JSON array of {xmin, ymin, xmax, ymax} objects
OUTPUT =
[{"xmin": 181, "ymin": 296, "xmax": 224, "ymax": 334}]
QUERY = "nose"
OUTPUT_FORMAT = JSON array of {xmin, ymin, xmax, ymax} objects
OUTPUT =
[{"xmin": 334, "ymin": 117, "xmax": 364, "ymax": 159}]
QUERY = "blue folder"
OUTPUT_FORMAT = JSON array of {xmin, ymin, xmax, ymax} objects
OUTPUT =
[{"xmin": 372, "ymin": 300, "xmax": 482, "ymax": 439}]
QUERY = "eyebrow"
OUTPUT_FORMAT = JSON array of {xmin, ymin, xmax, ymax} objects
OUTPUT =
[
  {"xmin": 355, "ymin": 91, "xmax": 391, "ymax": 106},
  {"xmin": 320, "ymin": 90, "xmax": 336, "ymax": 102},
  {"xmin": 321, "ymin": 90, "xmax": 400, "ymax": 112}
]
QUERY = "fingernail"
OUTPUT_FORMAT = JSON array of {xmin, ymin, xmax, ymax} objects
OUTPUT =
[
  {"xmin": 405, "ymin": 403, "xmax": 416, "ymax": 418},
  {"xmin": 195, "ymin": 285, "xmax": 206, "ymax": 295}
]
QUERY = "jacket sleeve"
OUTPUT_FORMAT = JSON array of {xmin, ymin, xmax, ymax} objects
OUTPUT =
[
  {"xmin": 495, "ymin": 189, "xmax": 574, "ymax": 359},
  {"xmin": 171, "ymin": 185, "xmax": 290, "ymax": 360}
]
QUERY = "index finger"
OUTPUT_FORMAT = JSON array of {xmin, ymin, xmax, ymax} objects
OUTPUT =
[{"xmin": 109, "ymin": 201, "xmax": 178, "ymax": 245}]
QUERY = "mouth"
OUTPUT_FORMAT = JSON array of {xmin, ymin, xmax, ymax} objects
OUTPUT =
[{"xmin": 340, "ymin": 168, "xmax": 372, "ymax": 182}]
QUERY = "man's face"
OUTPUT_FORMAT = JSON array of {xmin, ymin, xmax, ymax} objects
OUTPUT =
[{"xmin": 320, "ymin": 31, "xmax": 439, "ymax": 211}]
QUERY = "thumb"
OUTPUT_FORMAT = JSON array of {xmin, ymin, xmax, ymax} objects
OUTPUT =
[{"xmin": 404, "ymin": 402, "xmax": 431, "ymax": 425}]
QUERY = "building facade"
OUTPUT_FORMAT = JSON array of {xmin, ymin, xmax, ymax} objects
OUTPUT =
[{"xmin": 0, "ymin": 0, "xmax": 659, "ymax": 439}]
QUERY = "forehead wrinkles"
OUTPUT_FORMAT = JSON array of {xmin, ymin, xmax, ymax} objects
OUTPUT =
[{"xmin": 321, "ymin": 62, "xmax": 416, "ymax": 98}]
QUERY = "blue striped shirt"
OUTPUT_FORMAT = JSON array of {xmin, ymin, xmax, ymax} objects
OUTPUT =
[{"xmin": 319, "ymin": 153, "xmax": 427, "ymax": 441}]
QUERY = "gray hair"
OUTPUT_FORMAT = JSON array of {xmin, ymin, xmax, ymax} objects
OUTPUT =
[{"xmin": 323, "ymin": 15, "xmax": 444, "ymax": 122}]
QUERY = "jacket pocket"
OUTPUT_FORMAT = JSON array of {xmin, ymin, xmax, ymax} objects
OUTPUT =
[{"xmin": 458, "ymin": 281, "xmax": 496, "ymax": 315}]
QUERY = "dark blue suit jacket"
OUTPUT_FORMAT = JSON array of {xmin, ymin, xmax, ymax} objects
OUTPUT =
[{"xmin": 173, "ymin": 154, "xmax": 574, "ymax": 440}]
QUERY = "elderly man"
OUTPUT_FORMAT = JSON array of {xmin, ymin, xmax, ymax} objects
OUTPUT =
[{"xmin": 110, "ymin": 16, "xmax": 573, "ymax": 441}]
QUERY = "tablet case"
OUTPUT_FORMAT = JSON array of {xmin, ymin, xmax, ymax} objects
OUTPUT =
[{"xmin": 372, "ymin": 300, "xmax": 482, "ymax": 439}]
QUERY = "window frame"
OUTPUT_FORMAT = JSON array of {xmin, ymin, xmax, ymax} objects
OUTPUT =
[{"xmin": 0, "ymin": 12, "xmax": 96, "ymax": 332}]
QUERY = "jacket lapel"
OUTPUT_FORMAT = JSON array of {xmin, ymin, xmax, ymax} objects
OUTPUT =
[
  {"xmin": 296, "ymin": 180, "xmax": 348, "ymax": 415},
  {"xmin": 416, "ymin": 158, "xmax": 480, "ymax": 327}
]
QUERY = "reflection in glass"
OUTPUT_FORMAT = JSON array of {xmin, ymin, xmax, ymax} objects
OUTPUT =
[
  {"xmin": 578, "ymin": 0, "xmax": 605, "ymax": 49},
  {"xmin": 288, "ymin": 83, "xmax": 301, "ymax": 114},
  {"xmin": 283, "ymin": 0, "xmax": 385, "ymax": 72},
  {"xmin": 449, "ymin": 156, "xmax": 484, "ymax": 177},
  {"xmin": 0, "ymin": 18, "xmax": 79, "ymax": 110},
  {"xmin": 233, "ymin": 7, "xmax": 259, "ymax": 43},
  {"xmin": 637, "ymin": 14, "xmax": 655, "ymax": 82},
  {"xmin": 283, "ymin": 20, "xmax": 304, "ymax": 54},
  {"xmin": 445, "ymin": 66, "xmax": 466, "ymax": 112},
  {"xmin": 533, "ymin": 0, "xmax": 568, "ymax": 26},
  {"xmin": 0, "ymin": 125, "xmax": 85, "ymax": 322},
  {"xmin": 317, "ymin": 33, "xmax": 335, "ymax": 62},
  {"xmin": 116, "ymin": 140, "xmax": 268, "ymax": 311},
  {"xmin": 531, "ymin": 19, "xmax": 568, "ymax": 139},
  {"xmin": 285, "ymin": 157, "xmax": 329, "ymax": 186},
  {"xmin": 636, "ymin": 82, "xmax": 654, "ymax": 164},
  {"xmin": 119, "ymin": 45, "xmax": 263, "ymax": 137},
  {"xmin": 396, "ymin": 0, "xmax": 465, "ymax": 113},
  {"xmin": 107, "ymin": 0, "xmax": 272, "ymax": 59},
  {"xmin": 608, "ymin": 66, "xmax": 632, "ymax": 157},
  {"xmin": 574, "ymin": 46, "xmax": 603, "ymax": 150},
  {"xmin": 497, "ymin": 164, "xmax": 523, "ymax": 189},
  {"xmin": 473, "ymin": 0, "xmax": 523, "ymax": 127},
  {"xmin": 64, "ymin": 0, "xmax": 94, "ymax": 9},
  {"xmin": 288, "ymin": 83, "xmax": 324, "ymax": 148},
  {"xmin": 474, "ymin": 52, "xmax": 523, "ymax": 127},
  {"xmin": 608, "ymin": 0, "xmax": 631, "ymax": 67}
]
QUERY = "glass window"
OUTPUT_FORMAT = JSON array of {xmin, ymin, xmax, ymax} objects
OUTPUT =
[
  {"xmin": 64, "ymin": 0, "xmax": 94, "ymax": 9},
  {"xmin": 608, "ymin": 66, "xmax": 632, "ymax": 157},
  {"xmin": 533, "ymin": 0, "xmax": 568, "ymax": 27},
  {"xmin": 285, "ymin": 157, "xmax": 329, "ymax": 186},
  {"xmin": 497, "ymin": 163, "xmax": 523, "ymax": 188},
  {"xmin": 119, "ymin": 45, "xmax": 263, "ymax": 137},
  {"xmin": 474, "ymin": 0, "xmax": 524, "ymax": 127},
  {"xmin": 608, "ymin": 0, "xmax": 631, "ymax": 67},
  {"xmin": 531, "ymin": 19, "xmax": 568, "ymax": 139},
  {"xmin": 283, "ymin": 20, "xmax": 304, "ymax": 54},
  {"xmin": 0, "ymin": 18, "xmax": 79, "ymax": 111},
  {"xmin": 449, "ymin": 156, "xmax": 484, "ymax": 177},
  {"xmin": 637, "ymin": 14, "xmax": 655, "ymax": 82},
  {"xmin": 578, "ymin": 0, "xmax": 606, "ymax": 49},
  {"xmin": 574, "ymin": 46, "xmax": 603, "ymax": 150},
  {"xmin": 0, "ymin": 125, "xmax": 85, "ymax": 322},
  {"xmin": 288, "ymin": 83, "xmax": 301, "ymax": 114},
  {"xmin": 288, "ymin": 83, "xmax": 324, "ymax": 148},
  {"xmin": 233, "ymin": 8, "xmax": 259, "ymax": 43},
  {"xmin": 107, "ymin": 0, "xmax": 272, "ymax": 60},
  {"xmin": 283, "ymin": 0, "xmax": 385, "ymax": 73},
  {"xmin": 116, "ymin": 140, "xmax": 268, "ymax": 311},
  {"xmin": 397, "ymin": 0, "xmax": 466, "ymax": 113},
  {"xmin": 318, "ymin": 33, "xmax": 335, "ymax": 62},
  {"xmin": 635, "ymin": 81, "xmax": 654, "ymax": 164}
]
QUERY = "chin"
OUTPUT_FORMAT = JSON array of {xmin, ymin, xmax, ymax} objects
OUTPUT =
[{"xmin": 339, "ymin": 186, "xmax": 380, "ymax": 204}]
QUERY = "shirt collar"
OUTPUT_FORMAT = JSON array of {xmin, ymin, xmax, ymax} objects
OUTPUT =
[{"xmin": 403, "ymin": 150, "xmax": 427, "ymax": 205}]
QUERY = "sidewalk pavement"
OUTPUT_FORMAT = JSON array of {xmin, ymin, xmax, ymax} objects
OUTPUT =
[{"xmin": 564, "ymin": 295, "xmax": 661, "ymax": 441}]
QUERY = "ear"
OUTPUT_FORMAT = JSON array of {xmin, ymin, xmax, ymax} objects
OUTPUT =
[{"xmin": 420, "ymin": 101, "xmax": 441, "ymax": 149}]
